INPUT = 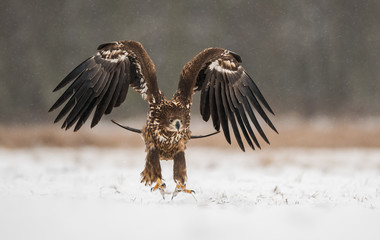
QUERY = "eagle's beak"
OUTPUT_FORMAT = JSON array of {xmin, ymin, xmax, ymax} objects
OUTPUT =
[{"xmin": 175, "ymin": 120, "xmax": 181, "ymax": 131}]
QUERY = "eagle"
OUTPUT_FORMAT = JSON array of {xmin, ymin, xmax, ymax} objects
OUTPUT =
[{"xmin": 49, "ymin": 40, "xmax": 277, "ymax": 198}]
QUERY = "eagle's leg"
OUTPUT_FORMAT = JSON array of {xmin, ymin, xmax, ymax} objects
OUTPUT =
[
  {"xmin": 172, "ymin": 151, "xmax": 195, "ymax": 199},
  {"xmin": 140, "ymin": 148, "xmax": 166, "ymax": 197}
]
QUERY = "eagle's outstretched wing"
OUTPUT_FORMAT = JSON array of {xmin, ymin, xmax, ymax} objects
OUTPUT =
[
  {"xmin": 49, "ymin": 41, "xmax": 161, "ymax": 131},
  {"xmin": 175, "ymin": 48, "xmax": 277, "ymax": 151}
]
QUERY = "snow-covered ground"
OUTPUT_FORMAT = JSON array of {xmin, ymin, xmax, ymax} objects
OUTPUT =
[{"xmin": 1, "ymin": 147, "xmax": 380, "ymax": 240}]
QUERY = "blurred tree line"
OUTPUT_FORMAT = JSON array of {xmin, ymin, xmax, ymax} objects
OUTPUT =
[{"xmin": 0, "ymin": 0, "xmax": 379, "ymax": 125}]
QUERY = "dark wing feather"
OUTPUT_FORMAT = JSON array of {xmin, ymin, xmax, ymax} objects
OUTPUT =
[
  {"xmin": 199, "ymin": 73, "xmax": 210, "ymax": 121},
  {"xmin": 176, "ymin": 48, "xmax": 276, "ymax": 151},
  {"xmin": 208, "ymin": 74, "xmax": 220, "ymax": 130},
  {"xmin": 49, "ymin": 40, "xmax": 161, "ymax": 131},
  {"xmin": 214, "ymin": 76, "xmax": 230, "ymax": 143}
]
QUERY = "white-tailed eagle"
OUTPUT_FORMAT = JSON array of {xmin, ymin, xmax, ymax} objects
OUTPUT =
[{"xmin": 49, "ymin": 40, "xmax": 277, "ymax": 198}]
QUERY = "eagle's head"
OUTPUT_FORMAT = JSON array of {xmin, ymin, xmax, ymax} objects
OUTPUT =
[
  {"xmin": 159, "ymin": 102, "xmax": 189, "ymax": 133},
  {"xmin": 164, "ymin": 114, "xmax": 186, "ymax": 132}
]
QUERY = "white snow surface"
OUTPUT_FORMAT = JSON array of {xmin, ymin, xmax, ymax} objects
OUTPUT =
[{"xmin": 1, "ymin": 147, "xmax": 380, "ymax": 240}]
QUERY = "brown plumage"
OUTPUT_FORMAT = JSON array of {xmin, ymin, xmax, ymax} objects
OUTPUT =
[{"xmin": 49, "ymin": 40, "xmax": 277, "ymax": 197}]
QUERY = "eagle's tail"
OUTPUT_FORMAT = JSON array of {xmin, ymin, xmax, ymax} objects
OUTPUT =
[
  {"xmin": 111, "ymin": 120, "xmax": 141, "ymax": 134},
  {"xmin": 111, "ymin": 120, "xmax": 219, "ymax": 139},
  {"xmin": 190, "ymin": 131, "xmax": 220, "ymax": 139}
]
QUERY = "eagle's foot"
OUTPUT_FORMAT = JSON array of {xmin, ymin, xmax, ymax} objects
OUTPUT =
[
  {"xmin": 150, "ymin": 179, "xmax": 166, "ymax": 199},
  {"xmin": 171, "ymin": 183, "xmax": 196, "ymax": 200}
]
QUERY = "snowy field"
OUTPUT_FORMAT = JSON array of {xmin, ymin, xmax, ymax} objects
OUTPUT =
[{"xmin": 1, "ymin": 147, "xmax": 380, "ymax": 240}]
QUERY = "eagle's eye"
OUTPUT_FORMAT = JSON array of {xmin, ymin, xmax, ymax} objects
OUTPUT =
[{"xmin": 169, "ymin": 119, "xmax": 173, "ymax": 123}]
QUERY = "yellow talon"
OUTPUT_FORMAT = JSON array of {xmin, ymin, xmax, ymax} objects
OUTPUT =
[
  {"xmin": 151, "ymin": 179, "xmax": 166, "ymax": 195},
  {"xmin": 172, "ymin": 183, "xmax": 196, "ymax": 200}
]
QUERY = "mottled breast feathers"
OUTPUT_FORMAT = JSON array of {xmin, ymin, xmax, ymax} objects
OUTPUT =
[{"xmin": 143, "ymin": 98, "xmax": 191, "ymax": 159}]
